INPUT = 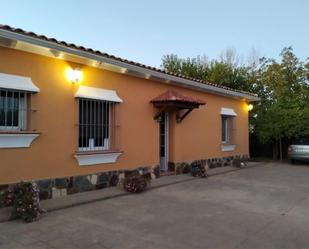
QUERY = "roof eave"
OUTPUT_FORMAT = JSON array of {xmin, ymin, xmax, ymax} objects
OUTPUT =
[{"xmin": 0, "ymin": 28, "xmax": 260, "ymax": 102}]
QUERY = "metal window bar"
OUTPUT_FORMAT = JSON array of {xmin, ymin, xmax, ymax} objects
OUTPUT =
[
  {"xmin": 78, "ymin": 98, "xmax": 114, "ymax": 151},
  {"xmin": 110, "ymin": 102, "xmax": 115, "ymax": 149},
  {"xmin": 221, "ymin": 116, "xmax": 228, "ymax": 143},
  {"xmin": 0, "ymin": 89, "xmax": 27, "ymax": 131}
]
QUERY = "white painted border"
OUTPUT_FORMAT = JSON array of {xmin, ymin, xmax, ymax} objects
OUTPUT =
[
  {"xmin": 221, "ymin": 144, "xmax": 236, "ymax": 152},
  {"xmin": 0, "ymin": 72, "xmax": 40, "ymax": 92},
  {"xmin": 0, "ymin": 133, "xmax": 39, "ymax": 148},
  {"xmin": 74, "ymin": 152, "xmax": 122, "ymax": 166}
]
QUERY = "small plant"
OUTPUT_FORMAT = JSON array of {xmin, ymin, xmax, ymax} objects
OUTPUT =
[
  {"xmin": 191, "ymin": 162, "xmax": 208, "ymax": 178},
  {"xmin": 0, "ymin": 187, "xmax": 10, "ymax": 207},
  {"xmin": 233, "ymin": 158, "xmax": 243, "ymax": 168},
  {"xmin": 109, "ymin": 174, "xmax": 119, "ymax": 186},
  {"xmin": 123, "ymin": 173, "xmax": 151, "ymax": 193},
  {"xmin": 182, "ymin": 164, "xmax": 191, "ymax": 174},
  {"xmin": 0, "ymin": 182, "xmax": 45, "ymax": 223}
]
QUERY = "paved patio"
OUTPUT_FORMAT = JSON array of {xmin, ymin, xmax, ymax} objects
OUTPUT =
[{"xmin": 1, "ymin": 162, "xmax": 309, "ymax": 249}]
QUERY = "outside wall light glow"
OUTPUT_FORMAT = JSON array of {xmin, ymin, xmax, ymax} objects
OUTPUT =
[
  {"xmin": 247, "ymin": 104, "xmax": 254, "ymax": 111},
  {"xmin": 66, "ymin": 67, "xmax": 83, "ymax": 83}
]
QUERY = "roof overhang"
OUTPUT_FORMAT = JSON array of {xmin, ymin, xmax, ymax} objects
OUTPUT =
[
  {"xmin": 151, "ymin": 90, "xmax": 206, "ymax": 106},
  {"xmin": 0, "ymin": 28, "xmax": 260, "ymax": 102},
  {"xmin": 151, "ymin": 90, "xmax": 205, "ymax": 123}
]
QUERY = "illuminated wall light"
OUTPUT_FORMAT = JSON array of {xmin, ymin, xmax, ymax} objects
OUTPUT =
[
  {"xmin": 66, "ymin": 67, "xmax": 83, "ymax": 83},
  {"xmin": 92, "ymin": 61, "xmax": 102, "ymax": 67},
  {"xmin": 120, "ymin": 68, "xmax": 128, "ymax": 74},
  {"xmin": 247, "ymin": 104, "xmax": 253, "ymax": 111}
]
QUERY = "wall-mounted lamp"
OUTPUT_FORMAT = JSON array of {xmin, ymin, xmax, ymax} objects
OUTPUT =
[
  {"xmin": 66, "ymin": 67, "xmax": 83, "ymax": 83},
  {"xmin": 247, "ymin": 104, "xmax": 253, "ymax": 111}
]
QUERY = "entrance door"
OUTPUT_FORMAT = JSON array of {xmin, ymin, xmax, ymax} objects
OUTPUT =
[{"xmin": 159, "ymin": 112, "xmax": 169, "ymax": 171}]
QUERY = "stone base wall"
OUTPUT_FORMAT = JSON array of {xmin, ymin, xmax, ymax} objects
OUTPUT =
[
  {"xmin": 0, "ymin": 165, "xmax": 159, "ymax": 202},
  {"xmin": 0, "ymin": 154, "xmax": 248, "ymax": 202},
  {"xmin": 168, "ymin": 154, "xmax": 249, "ymax": 175},
  {"xmin": 38, "ymin": 165, "xmax": 160, "ymax": 200}
]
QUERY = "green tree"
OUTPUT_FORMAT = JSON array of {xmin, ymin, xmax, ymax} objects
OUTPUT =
[
  {"xmin": 252, "ymin": 47, "xmax": 309, "ymax": 158},
  {"xmin": 162, "ymin": 53, "xmax": 253, "ymax": 92},
  {"xmin": 161, "ymin": 47, "xmax": 309, "ymax": 159}
]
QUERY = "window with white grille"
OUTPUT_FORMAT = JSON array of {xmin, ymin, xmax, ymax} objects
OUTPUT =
[
  {"xmin": 0, "ymin": 89, "xmax": 27, "ymax": 131},
  {"xmin": 78, "ymin": 98, "xmax": 115, "ymax": 151}
]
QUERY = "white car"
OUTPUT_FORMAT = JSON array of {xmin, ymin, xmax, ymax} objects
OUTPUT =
[{"xmin": 288, "ymin": 138, "xmax": 309, "ymax": 163}]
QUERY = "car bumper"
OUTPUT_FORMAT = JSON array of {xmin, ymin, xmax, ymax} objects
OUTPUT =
[{"xmin": 288, "ymin": 153, "xmax": 309, "ymax": 161}]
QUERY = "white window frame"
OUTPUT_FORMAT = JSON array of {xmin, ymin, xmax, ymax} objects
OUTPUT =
[
  {"xmin": 0, "ymin": 89, "xmax": 27, "ymax": 131},
  {"xmin": 75, "ymin": 86, "xmax": 122, "ymax": 153},
  {"xmin": 0, "ymin": 72, "xmax": 39, "ymax": 133},
  {"xmin": 0, "ymin": 73, "xmax": 40, "ymax": 149},
  {"xmin": 81, "ymin": 137, "xmax": 110, "ymax": 152},
  {"xmin": 77, "ymin": 98, "xmax": 113, "ymax": 152},
  {"xmin": 220, "ymin": 107, "xmax": 237, "ymax": 145}
]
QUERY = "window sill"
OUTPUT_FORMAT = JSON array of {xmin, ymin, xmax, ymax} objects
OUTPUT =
[
  {"xmin": 0, "ymin": 131, "xmax": 40, "ymax": 148},
  {"xmin": 221, "ymin": 144, "xmax": 236, "ymax": 152},
  {"xmin": 74, "ymin": 150, "xmax": 123, "ymax": 166}
]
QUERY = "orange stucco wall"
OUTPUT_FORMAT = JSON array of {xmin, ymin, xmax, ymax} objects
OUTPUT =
[{"xmin": 0, "ymin": 47, "xmax": 249, "ymax": 184}]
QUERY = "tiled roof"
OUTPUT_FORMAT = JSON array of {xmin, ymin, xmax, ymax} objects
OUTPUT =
[
  {"xmin": 151, "ymin": 90, "xmax": 206, "ymax": 105},
  {"xmin": 0, "ymin": 24, "xmax": 257, "ymax": 98}
]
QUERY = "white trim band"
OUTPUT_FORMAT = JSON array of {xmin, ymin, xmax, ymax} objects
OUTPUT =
[
  {"xmin": 221, "ymin": 108, "xmax": 237, "ymax": 116},
  {"xmin": 0, "ymin": 72, "xmax": 40, "ymax": 92},
  {"xmin": 0, "ymin": 133, "xmax": 39, "ymax": 148},
  {"xmin": 75, "ymin": 86, "xmax": 123, "ymax": 103},
  {"xmin": 74, "ymin": 152, "xmax": 122, "ymax": 166},
  {"xmin": 221, "ymin": 144, "xmax": 236, "ymax": 152}
]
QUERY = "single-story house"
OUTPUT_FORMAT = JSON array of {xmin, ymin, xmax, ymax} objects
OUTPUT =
[{"xmin": 0, "ymin": 25, "xmax": 259, "ymax": 197}]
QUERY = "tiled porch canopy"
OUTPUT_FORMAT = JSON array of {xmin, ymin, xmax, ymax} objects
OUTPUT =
[{"xmin": 151, "ymin": 90, "xmax": 206, "ymax": 123}]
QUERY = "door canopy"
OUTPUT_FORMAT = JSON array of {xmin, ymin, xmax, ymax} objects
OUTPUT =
[{"xmin": 151, "ymin": 90, "xmax": 206, "ymax": 123}]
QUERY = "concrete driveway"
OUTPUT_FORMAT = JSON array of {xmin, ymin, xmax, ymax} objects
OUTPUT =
[{"xmin": 1, "ymin": 162, "xmax": 309, "ymax": 249}]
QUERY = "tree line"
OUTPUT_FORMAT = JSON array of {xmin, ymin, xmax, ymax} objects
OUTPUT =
[{"xmin": 161, "ymin": 47, "xmax": 309, "ymax": 159}]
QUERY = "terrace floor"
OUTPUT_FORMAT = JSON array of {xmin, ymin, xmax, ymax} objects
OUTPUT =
[{"xmin": 1, "ymin": 162, "xmax": 309, "ymax": 249}]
